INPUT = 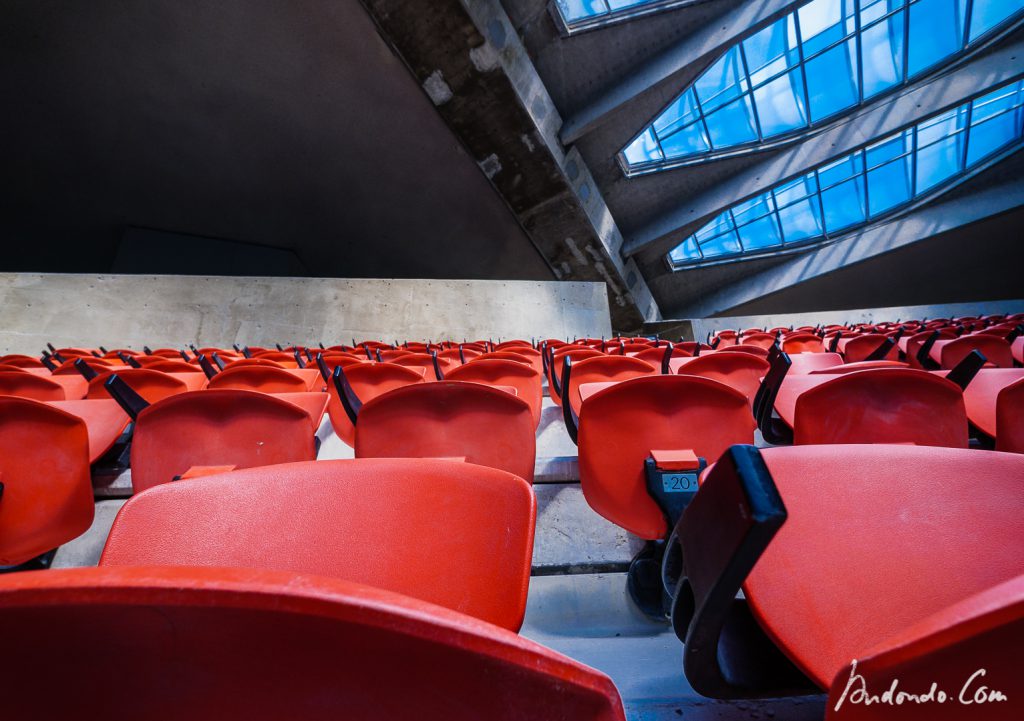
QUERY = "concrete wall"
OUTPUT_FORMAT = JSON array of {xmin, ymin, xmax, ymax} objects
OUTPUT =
[
  {"xmin": 684, "ymin": 299, "xmax": 1024, "ymax": 342},
  {"xmin": 0, "ymin": 274, "xmax": 611, "ymax": 354}
]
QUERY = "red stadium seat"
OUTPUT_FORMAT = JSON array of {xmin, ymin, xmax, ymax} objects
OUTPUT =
[
  {"xmin": 84, "ymin": 368, "xmax": 193, "ymax": 402},
  {"xmin": 838, "ymin": 333, "xmax": 900, "ymax": 362},
  {"xmin": 561, "ymin": 355, "xmax": 657, "ymax": 420},
  {"xmin": 446, "ymin": 359, "xmax": 543, "ymax": 427},
  {"xmin": 546, "ymin": 347, "xmax": 602, "ymax": 405},
  {"xmin": 125, "ymin": 389, "xmax": 317, "ymax": 492},
  {"xmin": 0, "ymin": 370, "xmax": 66, "ymax": 401},
  {"xmin": 668, "ymin": 444, "xmax": 1024, "ymax": 711},
  {"xmin": 577, "ymin": 375, "xmax": 755, "ymax": 541},
  {"xmin": 677, "ymin": 352, "xmax": 769, "ymax": 404},
  {"xmin": 0, "ymin": 397, "xmax": 94, "ymax": 566},
  {"xmin": 928, "ymin": 336, "xmax": 1014, "ymax": 369},
  {"xmin": 790, "ymin": 369, "xmax": 968, "ymax": 447},
  {"xmin": 787, "ymin": 352, "xmax": 843, "ymax": 374},
  {"xmin": 781, "ymin": 333, "xmax": 825, "ymax": 354},
  {"xmin": 101, "ymin": 458, "xmax": 535, "ymax": 630},
  {"xmin": 996, "ymin": 377, "xmax": 1024, "ymax": 453},
  {"xmin": 324, "ymin": 362, "xmax": 426, "ymax": 446},
  {"xmin": 206, "ymin": 365, "xmax": 311, "ymax": 393},
  {"xmin": 0, "ymin": 566, "xmax": 626, "ymax": 721},
  {"xmin": 353, "ymin": 381, "xmax": 535, "ymax": 482}
]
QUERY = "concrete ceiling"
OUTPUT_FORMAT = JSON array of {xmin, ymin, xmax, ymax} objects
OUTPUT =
[{"xmin": 0, "ymin": 0, "xmax": 553, "ymax": 281}]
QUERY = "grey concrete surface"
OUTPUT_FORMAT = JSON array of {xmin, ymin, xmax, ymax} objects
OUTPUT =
[
  {"xmin": 521, "ymin": 573, "xmax": 828, "ymax": 720},
  {"xmin": 0, "ymin": 274, "xmax": 612, "ymax": 355},
  {"xmin": 52, "ymin": 499, "xmax": 126, "ymax": 568}
]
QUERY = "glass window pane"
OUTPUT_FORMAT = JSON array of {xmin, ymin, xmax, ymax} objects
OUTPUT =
[
  {"xmin": 861, "ymin": 13, "xmax": 904, "ymax": 99},
  {"xmin": 622, "ymin": 128, "xmax": 663, "ymax": 165},
  {"xmin": 777, "ymin": 198, "xmax": 824, "ymax": 243},
  {"xmin": 817, "ymin": 152, "xmax": 864, "ymax": 187},
  {"xmin": 694, "ymin": 47, "xmax": 748, "ymax": 113},
  {"xmin": 774, "ymin": 173, "xmax": 818, "ymax": 206},
  {"xmin": 820, "ymin": 176, "xmax": 867, "ymax": 231},
  {"xmin": 653, "ymin": 89, "xmax": 701, "ymax": 139},
  {"xmin": 969, "ymin": 0, "xmax": 1020, "ymax": 40},
  {"xmin": 752, "ymin": 68, "xmax": 808, "ymax": 137},
  {"xmin": 860, "ymin": 0, "xmax": 903, "ymax": 25},
  {"xmin": 798, "ymin": 0, "xmax": 850, "ymax": 56},
  {"xmin": 732, "ymin": 192, "xmax": 775, "ymax": 225},
  {"xmin": 737, "ymin": 215, "xmax": 784, "ymax": 250},
  {"xmin": 907, "ymin": 0, "xmax": 967, "ymax": 77},
  {"xmin": 556, "ymin": 0, "xmax": 610, "ymax": 22},
  {"xmin": 744, "ymin": 17, "xmax": 799, "ymax": 86},
  {"xmin": 669, "ymin": 237, "xmax": 702, "ymax": 264},
  {"xmin": 866, "ymin": 130, "xmax": 910, "ymax": 167},
  {"xmin": 967, "ymin": 107, "xmax": 1024, "ymax": 166},
  {"xmin": 804, "ymin": 39, "xmax": 859, "ymax": 122},
  {"xmin": 704, "ymin": 96, "xmax": 759, "ymax": 148},
  {"xmin": 658, "ymin": 124, "xmax": 711, "ymax": 159},
  {"xmin": 694, "ymin": 211, "xmax": 734, "ymax": 243},
  {"xmin": 867, "ymin": 156, "xmax": 913, "ymax": 215},
  {"xmin": 699, "ymin": 231, "xmax": 743, "ymax": 258},
  {"xmin": 916, "ymin": 132, "xmax": 965, "ymax": 193}
]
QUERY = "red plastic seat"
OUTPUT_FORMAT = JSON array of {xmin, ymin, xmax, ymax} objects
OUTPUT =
[
  {"xmin": 670, "ymin": 444, "xmax": 1024, "ymax": 712},
  {"xmin": 0, "ymin": 566, "xmax": 625, "ymax": 721},
  {"xmin": 996, "ymin": 377, "xmax": 1024, "ymax": 453},
  {"xmin": 677, "ymin": 352, "xmax": 769, "ymax": 404},
  {"xmin": 130, "ymin": 390, "xmax": 317, "ymax": 492},
  {"xmin": 547, "ymin": 347, "xmax": 602, "ymax": 404},
  {"xmin": 930, "ymin": 336, "xmax": 1014, "ymax": 369},
  {"xmin": 715, "ymin": 344, "xmax": 770, "ymax": 359},
  {"xmin": 738, "ymin": 332, "xmax": 777, "ymax": 349},
  {"xmin": 101, "ymin": 458, "xmax": 535, "ymax": 630},
  {"xmin": 958, "ymin": 368, "xmax": 1024, "ymax": 440},
  {"xmin": 355, "ymin": 381, "xmax": 536, "ymax": 482},
  {"xmin": 0, "ymin": 398, "xmax": 94, "ymax": 565},
  {"xmin": 0, "ymin": 354, "xmax": 47, "ymax": 369},
  {"xmin": 137, "ymin": 358, "xmax": 201, "ymax": 373},
  {"xmin": 787, "ymin": 352, "xmax": 843, "ymax": 374},
  {"xmin": 578, "ymin": 375, "xmax": 755, "ymax": 539},
  {"xmin": 446, "ymin": 359, "xmax": 543, "ymax": 427},
  {"xmin": 0, "ymin": 370, "xmax": 66, "ymax": 401},
  {"xmin": 84, "ymin": 368, "xmax": 190, "ymax": 403},
  {"xmin": 206, "ymin": 365, "xmax": 310, "ymax": 393},
  {"xmin": 838, "ymin": 333, "xmax": 899, "ymax": 362},
  {"xmin": 791, "ymin": 369, "xmax": 968, "ymax": 447},
  {"xmin": 326, "ymin": 363, "xmax": 426, "ymax": 446},
  {"xmin": 782, "ymin": 333, "xmax": 825, "ymax": 354},
  {"xmin": 563, "ymin": 355, "xmax": 657, "ymax": 419},
  {"xmin": 748, "ymin": 446, "xmax": 1023, "ymax": 694}
]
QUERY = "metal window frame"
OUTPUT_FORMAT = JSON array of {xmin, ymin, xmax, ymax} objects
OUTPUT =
[{"xmin": 549, "ymin": 0, "xmax": 710, "ymax": 37}]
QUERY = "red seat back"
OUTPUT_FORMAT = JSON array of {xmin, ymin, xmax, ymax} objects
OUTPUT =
[
  {"xmin": 841, "ymin": 334, "xmax": 899, "ymax": 362},
  {"xmin": 101, "ymin": 458, "xmax": 535, "ymax": 630},
  {"xmin": 788, "ymin": 352, "xmax": 843, "ymax": 374},
  {"xmin": 130, "ymin": 390, "xmax": 316, "ymax": 492},
  {"xmin": 85, "ymin": 368, "xmax": 189, "ymax": 403},
  {"xmin": 446, "ymin": 359, "xmax": 543, "ymax": 427},
  {"xmin": 782, "ymin": 333, "xmax": 825, "ymax": 354},
  {"xmin": 547, "ymin": 347, "xmax": 603, "ymax": 404},
  {"xmin": 678, "ymin": 352, "xmax": 769, "ymax": 403},
  {"xmin": 355, "ymin": 381, "xmax": 536, "ymax": 482},
  {"xmin": 0, "ymin": 370, "xmax": 66, "ymax": 401},
  {"xmin": 0, "ymin": 397, "xmax": 93, "ymax": 565},
  {"xmin": 206, "ymin": 366, "xmax": 309, "ymax": 393},
  {"xmin": 996, "ymin": 377, "xmax": 1024, "ymax": 453},
  {"xmin": 326, "ymin": 363, "xmax": 426, "ymax": 446},
  {"xmin": 940, "ymin": 336, "xmax": 1014, "ymax": 369},
  {"xmin": 567, "ymin": 355, "xmax": 657, "ymax": 418},
  {"xmin": 793, "ymin": 369, "xmax": 968, "ymax": 447},
  {"xmin": 0, "ymin": 566, "xmax": 625, "ymax": 721},
  {"xmin": 578, "ymin": 375, "xmax": 755, "ymax": 539}
]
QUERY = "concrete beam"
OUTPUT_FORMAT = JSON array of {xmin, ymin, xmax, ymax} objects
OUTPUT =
[
  {"xmin": 675, "ymin": 176, "xmax": 1024, "ymax": 317},
  {"xmin": 560, "ymin": 0, "xmax": 803, "ymax": 145},
  {"xmin": 358, "ymin": 0, "xmax": 661, "ymax": 330},
  {"xmin": 624, "ymin": 41, "xmax": 1024, "ymax": 258}
]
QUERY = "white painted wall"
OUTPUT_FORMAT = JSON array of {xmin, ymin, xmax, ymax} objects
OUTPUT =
[{"xmin": 0, "ymin": 274, "xmax": 612, "ymax": 354}]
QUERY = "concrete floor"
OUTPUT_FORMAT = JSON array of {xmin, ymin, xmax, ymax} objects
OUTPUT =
[{"xmin": 47, "ymin": 391, "xmax": 824, "ymax": 719}]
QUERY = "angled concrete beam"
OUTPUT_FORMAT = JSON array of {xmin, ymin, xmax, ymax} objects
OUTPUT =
[
  {"xmin": 674, "ymin": 177, "xmax": 1024, "ymax": 318},
  {"xmin": 560, "ymin": 0, "xmax": 804, "ymax": 145},
  {"xmin": 623, "ymin": 41, "xmax": 1024, "ymax": 258},
  {"xmin": 360, "ymin": 0, "xmax": 661, "ymax": 329}
]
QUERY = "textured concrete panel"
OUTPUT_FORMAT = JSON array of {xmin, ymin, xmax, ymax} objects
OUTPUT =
[{"xmin": 0, "ymin": 274, "xmax": 611, "ymax": 354}]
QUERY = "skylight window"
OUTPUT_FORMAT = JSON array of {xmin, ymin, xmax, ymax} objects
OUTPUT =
[
  {"xmin": 624, "ymin": 0, "xmax": 1024, "ymax": 172},
  {"xmin": 553, "ymin": 1, "xmax": 695, "ymax": 34},
  {"xmin": 667, "ymin": 78, "xmax": 1024, "ymax": 268}
]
